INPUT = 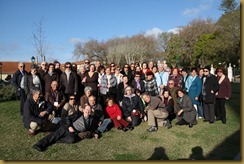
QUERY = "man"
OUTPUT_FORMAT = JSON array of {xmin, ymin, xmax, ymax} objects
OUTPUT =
[
  {"xmin": 12, "ymin": 62, "xmax": 27, "ymax": 115},
  {"xmin": 60, "ymin": 62, "xmax": 78, "ymax": 99},
  {"xmin": 142, "ymin": 92, "xmax": 171, "ymax": 132},
  {"xmin": 88, "ymin": 95, "xmax": 112, "ymax": 134},
  {"xmin": 84, "ymin": 59, "xmax": 90, "ymax": 71},
  {"xmin": 45, "ymin": 80, "xmax": 66, "ymax": 120},
  {"xmin": 23, "ymin": 87, "xmax": 54, "ymax": 136},
  {"xmin": 155, "ymin": 64, "xmax": 169, "ymax": 94},
  {"xmin": 32, "ymin": 105, "xmax": 98, "ymax": 152}
]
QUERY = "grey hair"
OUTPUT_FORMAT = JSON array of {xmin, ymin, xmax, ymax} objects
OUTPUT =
[
  {"xmin": 84, "ymin": 86, "xmax": 92, "ymax": 92},
  {"xmin": 30, "ymin": 87, "xmax": 40, "ymax": 95}
]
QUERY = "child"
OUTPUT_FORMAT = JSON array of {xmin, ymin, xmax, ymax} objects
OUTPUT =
[{"xmin": 105, "ymin": 97, "xmax": 132, "ymax": 131}]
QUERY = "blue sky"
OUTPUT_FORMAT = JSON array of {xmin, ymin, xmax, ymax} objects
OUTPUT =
[{"xmin": 0, "ymin": 0, "xmax": 227, "ymax": 63}]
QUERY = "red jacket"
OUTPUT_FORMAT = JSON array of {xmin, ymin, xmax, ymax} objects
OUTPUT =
[{"xmin": 106, "ymin": 104, "xmax": 122, "ymax": 119}]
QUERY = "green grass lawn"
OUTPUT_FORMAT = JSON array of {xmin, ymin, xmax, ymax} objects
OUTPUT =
[{"xmin": 0, "ymin": 83, "xmax": 240, "ymax": 160}]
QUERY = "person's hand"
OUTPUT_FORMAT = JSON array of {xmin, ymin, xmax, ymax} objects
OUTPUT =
[
  {"xmin": 140, "ymin": 113, "xmax": 143, "ymax": 118},
  {"xmin": 94, "ymin": 134, "xmax": 99, "ymax": 139},
  {"xmin": 68, "ymin": 127, "xmax": 75, "ymax": 133},
  {"xmin": 39, "ymin": 111, "xmax": 47, "ymax": 117},
  {"xmin": 225, "ymin": 97, "xmax": 229, "ymax": 100},
  {"xmin": 177, "ymin": 109, "xmax": 183, "ymax": 116},
  {"xmin": 117, "ymin": 115, "xmax": 121, "ymax": 120},
  {"xmin": 127, "ymin": 116, "xmax": 132, "ymax": 122},
  {"xmin": 195, "ymin": 97, "xmax": 198, "ymax": 101}
]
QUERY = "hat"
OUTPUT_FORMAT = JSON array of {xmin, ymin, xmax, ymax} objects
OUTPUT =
[
  {"xmin": 146, "ymin": 71, "xmax": 154, "ymax": 76},
  {"xmin": 30, "ymin": 64, "xmax": 38, "ymax": 70},
  {"xmin": 204, "ymin": 65, "xmax": 211, "ymax": 71}
]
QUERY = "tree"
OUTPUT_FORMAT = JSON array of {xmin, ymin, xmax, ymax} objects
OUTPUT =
[
  {"xmin": 219, "ymin": 0, "xmax": 238, "ymax": 13},
  {"xmin": 31, "ymin": 17, "xmax": 47, "ymax": 62}
]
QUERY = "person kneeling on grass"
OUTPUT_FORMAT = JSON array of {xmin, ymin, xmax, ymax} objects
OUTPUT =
[
  {"xmin": 32, "ymin": 105, "xmax": 99, "ymax": 152},
  {"xmin": 175, "ymin": 88, "xmax": 197, "ymax": 128},
  {"xmin": 23, "ymin": 87, "xmax": 55, "ymax": 136},
  {"xmin": 105, "ymin": 97, "xmax": 133, "ymax": 131},
  {"xmin": 141, "ymin": 92, "xmax": 171, "ymax": 132}
]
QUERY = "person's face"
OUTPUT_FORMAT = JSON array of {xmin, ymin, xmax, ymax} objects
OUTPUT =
[
  {"xmin": 136, "ymin": 66, "xmax": 141, "ymax": 72},
  {"xmin": 55, "ymin": 63, "xmax": 60, "ymax": 69},
  {"xmin": 199, "ymin": 70, "xmax": 203, "ymax": 76},
  {"xmin": 168, "ymin": 81, "xmax": 174, "ymax": 88},
  {"xmin": 158, "ymin": 66, "xmax": 163, "ymax": 72},
  {"xmin": 85, "ymin": 60, "xmax": 90, "ymax": 65},
  {"xmin": 191, "ymin": 70, "xmax": 197, "ymax": 77},
  {"xmin": 142, "ymin": 95, "xmax": 150, "ymax": 103},
  {"xmin": 123, "ymin": 77, "xmax": 128, "ymax": 84},
  {"xmin": 217, "ymin": 69, "xmax": 223, "ymax": 76},
  {"xmin": 142, "ymin": 63, "xmax": 147, "ymax": 69},
  {"xmin": 203, "ymin": 69, "xmax": 209, "ymax": 75},
  {"xmin": 51, "ymin": 82, "xmax": 58, "ymax": 91},
  {"xmin": 31, "ymin": 68, "xmax": 37, "ymax": 75},
  {"xmin": 147, "ymin": 75, "xmax": 153, "ymax": 80},
  {"xmin": 41, "ymin": 62, "xmax": 47, "ymax": 69},
  {"xmin": 69, "ymin": 96, "xmax": 76, "ymax": 105},
  {"xmin": 115, "ymin": 68, "xmax": 120, "ymax": 74},
  {"xmin": 18, "ymin": 64, "xmax": 25, "ymax": 71},
  {"xmin": 85, "ymin": 90, "xmax": 91, "ymax": 96},
  {"xmin": 130, "ymin": 64, "xmax": 135, "ymax": 70},
  {"xmin": 173, "ymin": 69, "xmax": 178, "ymax": 76},
  {"xmin": 90, "ymin": 65, "xmax": 95, "ymax": 72},
  {"xmin": 33, "ymin": 91, "xmax": 40, "ymax": 101},
  {"xmin": 65, "ymin": 64, "xmax": 71, "ymax": 71},
  {"xmin": 88, "ymin": 97, "xmax": 96, "ymax": 106},
  {"xmin": 80, "ymin": 67, "xmax": 85, "ymax": 74},
  {"xmin": 124, "ymin": 65, "xmax": 129, "ymax": 71},
  {"xmin": 152, "ymin": 67, "xmax": 157, "ymax": 73},
  {"xmin": 49, "ymin": 65, "xmax": 54, "ymax": 72},
  {"xmin": 107, "ymin": 100, "xmax": 113, "ymax": 106},
  {"xmin": 148, "ymin": 62, "xmax": 153, "ymax": 68},
  {"xmin": 126, "ymin": 87, "xmax": 132, "ymax": 95},
  {"xmin": 163, "ymin": 91, "xmax": 169, "ymax": 98},
  {"xmin": 177, "ymin": 91, "xmax": 184, "ymax": 98},
  {"xmin": 83, "ymin": 106, "xmax": 92, "ymax": 118},
  {"xmin": 105, "ymin": 68, "xmax": 111, "ymax": 75},
  {"xmin": 135, "ymin": 74, "xmax": 140, "ymax": 80}
]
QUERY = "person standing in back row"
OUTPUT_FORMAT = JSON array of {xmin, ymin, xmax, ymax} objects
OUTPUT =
[
  {"xmin": 201, "ymin": 66, "xmax": 219, "ymax": 124},
  {"xmin": 215, "ymin": 67, "xmax": 231, "ymax": 124}
]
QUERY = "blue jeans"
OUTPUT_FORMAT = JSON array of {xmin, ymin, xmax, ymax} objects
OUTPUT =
[
  {"xmin": 198, "ymin": 103, "xmax": 203, "ymax": 118},
  {"xmin": 97, "ymin": 118, "xmax": 112, "ymax": 133}
]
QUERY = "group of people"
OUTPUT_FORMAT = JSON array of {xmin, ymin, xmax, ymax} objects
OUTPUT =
[{"xmin": 12, "ymin": 59, "xmax": 232, "ymax": 152}]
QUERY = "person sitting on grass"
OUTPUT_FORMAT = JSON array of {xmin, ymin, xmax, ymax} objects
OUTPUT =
[
  {"xmin": 32, "ymin": 105, "xmax": 99, "ymax": 152},
  {"xmin": 105, "ymin": 97, "xmax": 133, "ymax": 131},
  {"xmin": 122, "ymin": 86, "xmax": 144, "ymax": 127},
  {"xmin": 141, "ymin": 92, "xmax": 171, "ymax": 132},
  {"xmin": 61, "ymin": 95, "xmax": 79, "ymax": 125},
  {"xmin": 23, "ymin": 87, "xmax": 55, "ymax": 136},
  {"xmin": 88, "ymin": 95, "xmax": 112, "ymax": 135},
  {"xmin": 175, "ymin": 88, "xmax": 197, "ymax": 128}
]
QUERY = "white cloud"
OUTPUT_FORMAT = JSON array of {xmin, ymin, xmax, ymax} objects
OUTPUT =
[
  {"xmin": 167, "ymin": 28, "xmax": 181, "ymax": 34},
  {"xmin": 69, "ymin": 37, "xmax": 82, "ymax": 44},
  {"xmin": 183, "ymin": 4, "xmax": 211, "ymax": 16},
  {"xmin": 144, "ymin": 27, "xmax": 163, "ymax": 38}
]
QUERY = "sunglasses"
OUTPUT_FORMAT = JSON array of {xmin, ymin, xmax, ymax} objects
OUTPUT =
[
  {"xmin": 85, "ymin": 62, "xmax": 90, "ymax": 64},
  {"xmin": 169, "ymin": 83, "xmax": 174, "ymax": 85},
  {"xmin": 66, "ymin": 66, "xmax": 71, "ymax": 68},
  {"xmin": 19, "ymin": 66, "xmax": 24, "ymax": 68},
  {"xmin": 204, "ymin": 70, "xmax": 209, "ymax": 72},
  {"xmin": 70, "ymin": 98, "xmax": 75, "ymax": 100}
]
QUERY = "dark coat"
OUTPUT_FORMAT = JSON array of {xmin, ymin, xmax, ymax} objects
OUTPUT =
[
  {"xmin": 177, "ymin": 95, "xmax": 197, "ymax": 124},
  {"xmin": 216, "ymin": 75, "xmax": 232, "ymax": 99},
  {"xmin": 116, "ymin": 82, "xmax": 128, "ymax": 103},
  {"xmin": 12, "ymin": 69, "xmax": 27, "ymax": 90},
  {"xmin": 45, "ymin": 90, "xmax": 66, "ymax": 109},
  {"xmin": 122, "ymin": 94, "xmax": 144, "ymax": 117},
  {"xmin": 43, "ymin": 72, "xmax": 60, "ymax": 94},
  {"xmin": 120, "ymin": 70, "xmax": 134, "ymax": 85},
  {"xmin": 23, "ymin": 98, "xmax": 53, "ymax": 129},
  {"xmin": 84, "ymin": 71, "xmax": 99, "ymax": 97},
  {"xmin": 201, "ymin": 74, "xmax": 219, "ymax": 103},
  {"xmin": 60, "ymin": 71, "xmax": 78, "ymax": 95},
  {"xmin": 24, "ymin": 73, "xmax": 43, "ymax": 96}
]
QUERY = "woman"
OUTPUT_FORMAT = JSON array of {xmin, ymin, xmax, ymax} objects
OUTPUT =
[
  {"xmin": 131, "ymin": 71, "xmax": 145, "ymax": 94},
  {"xmin": 176, "ymin": 88, "xmax": 197, "ymax": 128},
  {"xmin": 114, "ymin": 66, "xmax": 123, "ymax": 88},
  {"xmin": 116, "ymin": 75, "xmax": 129, "ymax": 106},
  {"xmin": 99, "ymin": 67, "xmax": 117, "ymax": 109},
  {"xmin": 83, "ymin": 64, "xmax": 99, "ymax": 98},
  {"xmin": 106, "ymin": 97, "xmax": 132, "ymax": 131},
  {"xmin": 122, "ymin": 86, "xmax": 143, "ymax": 127},
  {"xmin": 185, "ymin": 67, "xmax": 202, "ymax": 119},
  {"xmin": 141, "ymin": 62, "xmax": 150, "ymax": 81},
  {"xmin": 215, "ymin": 67, "xmax": 231, "ymax": 124},
  {"xmin": 168, "ymin": 67, "xmax": 184, "ymax": 88},
  {"xmin": 79, "ymin": 86, "xmax": 92, "ymax": 111}
]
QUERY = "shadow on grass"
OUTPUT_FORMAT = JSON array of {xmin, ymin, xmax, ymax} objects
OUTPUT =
[{"xmin": 147, "ymin": 147, "xmax": 169, "ymax": 160}]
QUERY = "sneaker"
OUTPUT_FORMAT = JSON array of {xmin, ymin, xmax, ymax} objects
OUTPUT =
[
  {"xmin": 32, "ymin": 143, "xmax": 46, "ymax": 152},
  {"xmin": 166, "ymin": 120, "xmax": 172, "ymax": 129},
  {"xmin": 147, "ymin": 126, "xmax": 158, "ymax": 132}
]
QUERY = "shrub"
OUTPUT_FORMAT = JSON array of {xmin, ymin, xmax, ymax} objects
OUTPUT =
[{"xmin": 0, "ymin": 84, "xmax": 17, "ymax": 102}]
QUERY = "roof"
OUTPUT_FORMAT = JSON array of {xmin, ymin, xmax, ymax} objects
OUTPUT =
[{"xmin": 0, "ymin": 62, "xmax": 32, "ymax": 74}]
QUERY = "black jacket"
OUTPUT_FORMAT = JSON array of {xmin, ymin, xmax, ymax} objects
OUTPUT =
[
  {"xmin": 201, "ymin": 74, "xmax": 219, "ymax": 103},
  {"xmin": 12, "ymin": 69, "xmax": 27, "ymax": 91},
  {"xmin": 122, "ymin": 94, "xmax": 144, "ymax": 117}
]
